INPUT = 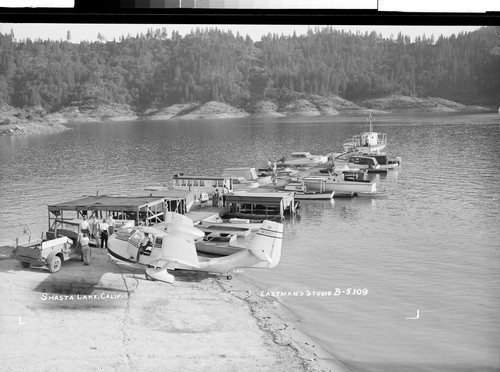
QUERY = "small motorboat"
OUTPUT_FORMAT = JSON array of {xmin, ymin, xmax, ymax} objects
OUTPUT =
[
  {"xmin": 195, "ymin": 223, "xmax": 252, "ymax": 237},
  {"xmin": 195, "ymin": 232, "xmax": 246, "ymax": 256},
  {"xmin": 358, "ymin": 153, "xmax": 402, "ymax": 170},
  {"xmin": 281, "ymin": 152, "xmax": 328, "ymax": 167}
]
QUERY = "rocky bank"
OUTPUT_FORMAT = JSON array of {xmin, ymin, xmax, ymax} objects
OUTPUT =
[{"xmin": 0, "ymin": 95, "xmax": 493, "ymax": 136}]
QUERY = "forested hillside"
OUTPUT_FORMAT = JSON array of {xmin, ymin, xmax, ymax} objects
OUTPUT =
[{"xmin": 0, "ymin": 26, "xmax": 498, "ymax": 113}]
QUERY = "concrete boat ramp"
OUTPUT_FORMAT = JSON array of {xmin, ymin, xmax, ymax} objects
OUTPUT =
[{"xmin": 0, "ymin": 244, "xmax": 348, "ymax": 372}]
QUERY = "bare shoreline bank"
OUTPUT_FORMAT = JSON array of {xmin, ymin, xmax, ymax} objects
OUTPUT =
[
  {"xmin": 1, "ymin": 96, "xmax": 494, "ymax": 137},
  {"xmin": 0, "ymin": 244, "xmax": 349, "ymax": 371}
]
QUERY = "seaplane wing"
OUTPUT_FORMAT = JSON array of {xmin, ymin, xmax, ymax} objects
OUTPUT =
[{"xmin": 145, "ymin": 232, "xmax": 201, "ymax": 284}]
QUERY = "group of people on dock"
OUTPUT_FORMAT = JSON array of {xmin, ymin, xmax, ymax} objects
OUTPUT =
[
  {"xmin": 78, "ymin": 215, "xmax": 115, "ymax": 266},
  {"xmin": 211, "ymin": 186, "xmax": 229, "ymax": 208}
]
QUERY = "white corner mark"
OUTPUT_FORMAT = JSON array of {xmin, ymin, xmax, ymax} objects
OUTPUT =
[
  {"xmin": 406, "ymin": 309, "xmax": 419, "ymax": 320},
  {"xmin": 18, "ymin": 316, "xmax": 25, "ymax": 325}
]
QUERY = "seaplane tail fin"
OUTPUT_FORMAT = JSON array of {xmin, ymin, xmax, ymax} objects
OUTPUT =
[
  {"xmin": 164, "ymin": 211, "xmax": 194, "ymax": 226},
  {"xmin": 248, "ymin": 221, "xmax": 283, "ymax": 268}
]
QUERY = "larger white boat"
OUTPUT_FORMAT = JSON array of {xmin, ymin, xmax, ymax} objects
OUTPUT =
[
  {"xmin": 303, "ymin": 171, "xmax": 376, "ymax": 194},
  {"xmin": 342, "ymin": 113, "xmax": 387, "ymax": 154},
  {"xmin": 282, "ymin": 152, "xmax": 328, "ymax": 166}
]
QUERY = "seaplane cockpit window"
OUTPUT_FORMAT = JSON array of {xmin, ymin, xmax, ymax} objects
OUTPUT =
[
  {"xmin": 129, "ymin": 233, "xmax": 142, "ymax": 246},
  {"xmin": 115, "ymin": 227, "xmax": 137, "ymax": 239}
]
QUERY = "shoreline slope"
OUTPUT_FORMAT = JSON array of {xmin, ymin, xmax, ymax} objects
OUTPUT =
[{"xmin": 0, "ymin": 245, "xmax": 349, "ymax": 372}]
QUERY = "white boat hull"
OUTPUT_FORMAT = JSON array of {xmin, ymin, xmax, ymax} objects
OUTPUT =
[
  {"xmin": 195, "ymin": 241, "xmax": 246, "ymax": 256},
  {"xmin": 305, "ymin": 177, "xmax": 376, "ymax": 194},
  {"xmin": 294, "ymin": 191, "xmax": 335, "ymax": 200}
]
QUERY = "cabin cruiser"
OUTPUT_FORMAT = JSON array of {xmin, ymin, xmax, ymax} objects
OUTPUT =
[
  {"xmin": 358, "ymin": 153, "xmax": 402, "ymax": 170},
  {"xmin": 281, "ymin": 152, "xmax": 328, "ymax": 167},
  {"xmin": 342, "ymin": 113, "xmax": 387, "ymax": 154},
  {"xmin": 331, "ymin": 152, "xmax": 381, "ymax": 171}
]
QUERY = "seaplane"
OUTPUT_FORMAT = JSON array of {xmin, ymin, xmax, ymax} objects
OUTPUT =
[{"xmin": 107, "ymin": 212, "xmax": 283, "ymax": 284}]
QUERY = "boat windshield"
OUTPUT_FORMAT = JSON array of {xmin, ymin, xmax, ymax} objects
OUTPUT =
[{"xmin": 335, "ymin": 152, "xmax": 355, "ymax": 161}]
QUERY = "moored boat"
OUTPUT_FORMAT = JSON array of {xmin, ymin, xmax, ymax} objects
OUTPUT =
[
  {"xmin": 229, "ymin": 176, "xmax": 260, "ymax": 190},
  {"xmin": 342, "ymin": 113, "xmax": 387, "ymax": 154},
  {"xmin": 281, "ymin": 152, "xmax": 328, "ymax": 167},
  {"xmin": 195, "ymin": 223, "xmax": 251, "ymax": 237},
  {"xmin": 283, "ymin": 178, "xmax": 335, "ymax": 200},
  {"xmin": 198, "ymin": 217, "xmax": 263, "ymax": 231},
  {"xmin": 195, "ymin": 231, "xmax": 246, "ymax": 256},
  {"xmin": 223, "ymin": 167, "xmax": 272, "ymax": 186},
  {"xmin": 331, "ymin": 153, "xmax": 381, "ymax": 171},
  {"xmin": 303, "ymin": 171, "xmax": 377, "ymax": 194},
  {"xmin": 358, "ymin": 153, "xmax": 402, "ymax": 170}
]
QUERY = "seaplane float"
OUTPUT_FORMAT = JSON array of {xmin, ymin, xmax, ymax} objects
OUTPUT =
[{"xmin": 107, "ymin": 212, "xmax": 283, "ymax": 284}]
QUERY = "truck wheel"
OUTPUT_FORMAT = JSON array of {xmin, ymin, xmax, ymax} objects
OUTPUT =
[
  {"xmin": 48, "ymin": 256, "xmax": 62, "ymax": 273},
  {"xmin": 21, "ymin": 261, "xmax": 30, "ymax": 268}
]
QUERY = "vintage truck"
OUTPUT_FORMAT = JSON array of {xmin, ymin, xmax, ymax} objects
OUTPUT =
[{"xmin": 11, "ymin": 234, "xmax": 80, "ymax": 273}]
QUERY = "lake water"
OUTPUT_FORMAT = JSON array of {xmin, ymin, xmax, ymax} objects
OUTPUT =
[{"xmin": 1, "ymin": 112, "xmax": 499, "ymax": 371}]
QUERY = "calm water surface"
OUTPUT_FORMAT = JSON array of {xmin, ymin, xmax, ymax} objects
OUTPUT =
[{"xmin": 1, "ymin": 112, "xmax": 499, "ymax": 371}]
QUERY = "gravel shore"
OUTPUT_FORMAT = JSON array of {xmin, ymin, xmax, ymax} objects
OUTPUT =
[{"xmin": 0, "ymin": 245, "xmax": 348, "ymax": 372}]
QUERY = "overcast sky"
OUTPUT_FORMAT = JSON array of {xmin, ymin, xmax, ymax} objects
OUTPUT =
[{"xmin": 0, "ymin": 24, "xmax": 485, "ymax": 43}]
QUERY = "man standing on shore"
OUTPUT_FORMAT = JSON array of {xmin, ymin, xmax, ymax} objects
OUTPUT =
[
  {"xmin": 79, "ymin": 232, "xmax": 91, "ymax": 266},
  {"xmin": 80, "ymin": 217, "xmax": 90, "ymax": 236},
  {"xmin": 100, "ymin": 219, "xmax": 109, "ymax": 249}
]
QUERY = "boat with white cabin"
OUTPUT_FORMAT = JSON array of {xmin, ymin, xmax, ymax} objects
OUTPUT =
[
  {"xmin": 342, "ymin": 113, "xmax": 387, "ymax": 154},
  {"xmin": 283, "ymin": 178, "xmax": 335, "ymax": 200},
  {"xmin": 303, "ymin": 170, "xmax": 377, "ymax": 194}
]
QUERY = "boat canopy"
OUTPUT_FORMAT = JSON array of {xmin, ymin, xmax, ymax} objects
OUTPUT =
[
  {"xmin": 47, "ymin": 195, "xmax": 171, "ymax": 230},
  {"xmin": 225, "ymin": 192, "xmax": 296, "ymax": 220}
]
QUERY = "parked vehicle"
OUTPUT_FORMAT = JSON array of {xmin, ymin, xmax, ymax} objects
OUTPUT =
[{"xmin": 11, "ymin": 233, "xmax": 80, "ymax": 273}]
